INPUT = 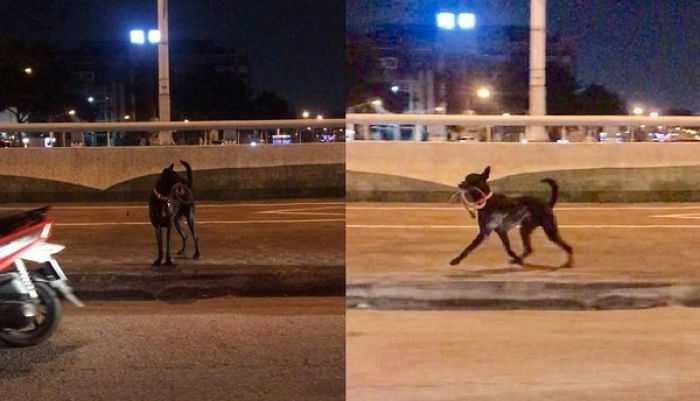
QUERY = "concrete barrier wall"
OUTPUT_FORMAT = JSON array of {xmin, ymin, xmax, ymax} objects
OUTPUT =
[
  {"xmin": 0, "ymin": 144, "xmax": 344, "ymax": 202},
  {"xmin": 347, "ymin": 142, "xmax": 700, "ymax": 202}
]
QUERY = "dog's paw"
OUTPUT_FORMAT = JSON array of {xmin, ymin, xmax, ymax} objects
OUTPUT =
[
  {"xmin": 152, "ymin": 259, "xmax": 162, "ymax": 266},
  {"xmin": 449, "ymin": 258, "xmax": 461, "ymax": 266},
  {"xmin": 164, "ymin": 259, "xmax": 175, "ymax": 267},
  {"xmin": 192, "ymin": 253, "xmax": 200, "ymax": 260},
  {"xmin": 509, "ymin": 257, "xmax": 524, "ymax": 266}
]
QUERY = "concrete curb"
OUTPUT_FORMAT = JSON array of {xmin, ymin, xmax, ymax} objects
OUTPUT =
[
  {"xmin": 347, "ymin": 279, "xmax": 700, "ymax": 310},
  {"xmin": 69, "ymin": 267, "xmax": 345, "ymax": 300}
]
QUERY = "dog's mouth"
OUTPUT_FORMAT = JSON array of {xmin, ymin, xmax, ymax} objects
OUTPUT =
[{"xmin": 450, "ymin": 185, "xmax": 492, "ymax": 211}]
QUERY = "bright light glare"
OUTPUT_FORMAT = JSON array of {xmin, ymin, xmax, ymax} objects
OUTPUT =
[
  {"xmin": 24, "ymin": 67, "xmax": 33, "ymax": 74},
  {"xmin": 130, "ymin": 30, "xmax": 145, "ymax": 45},
  {"xmin": 436, "ymin": 13, "xmax": 456, "ymax": 30},
  {"xmin": 371, "ymin": 99, "xmax": 383, "ymax": 106},
  {"xmin": 458, "ymin": 13, "xmax": 476, "ymax": 29},
  {"xmin": 391, "ymin": 85, "xmax": 400, "ymax": 93},
  {"xmin": 87, "ymin": 96, "xmax": 95, "ymax": 103},
  {"xmin": 148, "ymin": 30, "xmax": 161, "ymax": 44},
  {"xmin": 22, "ymin": 137, "xmax": 29, "ymax": 144},
  {"xmin": 476, "ymin": 87, "xmax": 491, "ymax": 99},
  {"xmin": 650, "ymin": 112, "xmax": 659, "ymax": 118},
  {"xmin": 632, "ymin": 107, "xmax": 643, "ymax": 115},
  {"xmin": 250, "ymin": 141, "xmax": 257, "ymax": 147},
  {"xmin": 68, "ymin": 110, "xmax": 76, "ymax": 116},
  {"xmin": 302, "ymin": 111, "xmax": 310, "ymax": 118}
]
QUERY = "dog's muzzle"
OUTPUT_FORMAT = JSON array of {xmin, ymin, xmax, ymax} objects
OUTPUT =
[{"xmin": 450, "ymin": 186, "xmax": 493, "ymax": 217}]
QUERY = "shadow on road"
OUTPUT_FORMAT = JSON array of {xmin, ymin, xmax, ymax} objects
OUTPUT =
[
  {"xmin": 0, "ymin": 341, "xmax": 84, "ymax": 379},
  {"xmin": 447, "ymin": 264, "xmax": 561, "ymax": 278}
]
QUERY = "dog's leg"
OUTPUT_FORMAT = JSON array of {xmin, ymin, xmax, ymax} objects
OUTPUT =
[
  {"xmin": 164, "ymin": 222, "xmax": 175, "ymax": 266},
  {"xmin": 542, "ymin": 219, "xmax": 573, "ymax": 268},
  {"xmin": 495, "ymin": 228, "xmax": 523, "ymax": 265},
  {"xmin": 186, "ymin": 209, "xmax": 200, "ymax": 260},
  {"xmin": 519, "ymin": 222, "xmax": 537, "ymax": 260},
  {"xmin": 152, "ymin": 227, "xmax": 163, "ymax": 266},
  {"xmin": 174, "ymin": 217, "xmax": 187, "ymax": 256},
  {"xmin": 450, "ymin": 229, "xmax": 490, "ymax": 265}
]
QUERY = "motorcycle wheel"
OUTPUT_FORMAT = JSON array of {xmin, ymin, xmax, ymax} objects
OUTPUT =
[{"xmin": 0, "ymin": 282, "xmax": 62, "ymax": 347}]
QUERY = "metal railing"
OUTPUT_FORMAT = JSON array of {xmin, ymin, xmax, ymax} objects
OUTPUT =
[
  {"xmin": 0, "ymin": 119, "xmax": 346, "ymax": 147},
  {"xmin": 345, "ymin": 114, "xmax": 700, "ymax": 143}
]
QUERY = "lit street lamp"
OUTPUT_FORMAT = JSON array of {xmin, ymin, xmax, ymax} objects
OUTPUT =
[
  {"xmin": 302, "ymin": 111, "xmax": 310, "ymax": 119},
  {"xmin": 633, "ymin": 107, "xmax": 644, "ymax": 116},
  {"xmin": 476, "ymin": 87, "xmax": 491, "ymax": 99},
  {"xmin": 316, "ymin": 115, "xmax": 324, "ymax": 120}
]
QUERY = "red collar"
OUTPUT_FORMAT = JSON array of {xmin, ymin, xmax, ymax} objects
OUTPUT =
[{"xmin": 153, "ymin": 188, "xmax": 169, "ymax": 202}]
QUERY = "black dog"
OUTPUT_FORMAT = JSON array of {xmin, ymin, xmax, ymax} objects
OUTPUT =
[
  {"xmin": 449, "ymin": 166, "xmax": 573, "ymax": 268},
  {"xmin": 149, "ymin": 160, "xmax": 200, "ymax": 266}
]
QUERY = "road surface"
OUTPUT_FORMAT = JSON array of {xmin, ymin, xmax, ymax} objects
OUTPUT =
[
  {"xmin": 1, "ymin": 297, "xmax": 344, "ymax": 401},
  {"xmin": 1, "ymin": 199, "xmax": 344, "ymax": 272},
  {"xmin": 347, "ymin": 203, "xmax": 700, "ymax": 280},
  {"xmin": 347, "ymin": 308, "xmax": 700, "ymax": 401}
]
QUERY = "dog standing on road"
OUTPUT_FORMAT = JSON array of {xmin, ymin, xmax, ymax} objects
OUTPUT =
[
  {"xmin": 149, "ymin": 160, "xmax": 201, "ymax": 266},
  {"xmin": 449, "ymin": 166, "xmax": 573, "ymax": 268}
]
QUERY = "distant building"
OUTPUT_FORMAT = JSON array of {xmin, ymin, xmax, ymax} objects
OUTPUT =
[
  {"xmin": 350, "ymin": 23, "xmax": 575, "ymax": 114},
  {"xmin": 63, "ymin": 40, "xmax": 250, "ymax": 124}
]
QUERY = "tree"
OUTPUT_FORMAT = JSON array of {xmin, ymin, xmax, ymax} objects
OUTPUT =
[
  {"xmin": 0, "ymin": 37, "xmax": 74, "ymax": 122},
  {"xmin": 665, "ymin": 107, "xmax": 694, "ymax": 116},
  {"xmin": 252, "ymin": 91, "xmax": 295, "ymax": 119},
  {"xmin": 575, "ymin": 84, "xmax": 626, "ymax": 115},
  {"xmin": 171, "ymin": 65, "xmax": 254, "ymax": 120}
]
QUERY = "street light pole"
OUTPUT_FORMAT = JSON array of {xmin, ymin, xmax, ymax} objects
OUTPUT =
[
  {"xmin": 527, "ymin": 0, "xmax": 548, "ymax": 141},
  {"xmin": 157, "ymin": 0, "xmax": 172, "ymax": 144}
]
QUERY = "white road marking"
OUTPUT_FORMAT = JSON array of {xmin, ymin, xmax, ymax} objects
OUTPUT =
[
  {"xmin": 257, "ymin": 205, "xmax": 344, "ymax": 217},
  {"xmin": 0, "ymin": 202, "xmax": 344, "ymax": 211},
  {"xmin": 651, "ymin": 213, "xmax": 700, "ymax": 220},
  {"xmin": 347, "ymin": 206, "xmax": 700, "ymax": 211},
  {"xmin": 56, "ymin": 218, "xmax": 343, "ymax": 227},
  {"xmin": 347, "ymin": 224, "xmax": 700, "ymax": 229}
]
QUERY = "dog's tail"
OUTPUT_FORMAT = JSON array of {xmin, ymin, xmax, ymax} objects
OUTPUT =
[
  {"xmin": 180, "ymin": 160, "xmax": 193, "ymax": 189},
  {"xmin": 541, "ymin": 178, "xmax": 559, "ymax": 207}
]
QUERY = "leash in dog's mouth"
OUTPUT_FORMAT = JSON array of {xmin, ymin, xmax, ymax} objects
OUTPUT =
[{"xmin": 450, "ymin": 186, "xmax": 493, "ymax": 218}]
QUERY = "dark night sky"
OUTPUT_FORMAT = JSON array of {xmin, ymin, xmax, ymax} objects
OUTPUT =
[
  {"xmin": 2, "ymin": 1, "xmax": 699, "ymax": 113},
  {"xmin": 0, "ymin": 0, "xmax": 346, "ymax": 117},
  {"xmin": 347, "ymin": 0, "xmax": 700, "ymax": 113}
]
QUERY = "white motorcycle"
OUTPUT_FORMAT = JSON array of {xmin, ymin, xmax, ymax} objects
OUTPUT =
[{"xmin": 0, "ymin": 207, "xmax": 83, "ymax": 347}]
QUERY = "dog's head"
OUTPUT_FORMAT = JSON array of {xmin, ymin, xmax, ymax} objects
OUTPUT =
[
  {"xmin": 457, "ymin": 166, "xmax": 491, "ymax": 202},
  {"xmin": 156, "ymin": 163, "xmax": 186, "ymax": 193}
]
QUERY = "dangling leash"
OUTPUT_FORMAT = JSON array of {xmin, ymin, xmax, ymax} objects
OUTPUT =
[
  {"xmin": 154, "ymin": 183, "xmax": 194, "ymax": 212},
  {"xmin": 449, "ymin": 186, "xmax": 493, "ymax": 219}
]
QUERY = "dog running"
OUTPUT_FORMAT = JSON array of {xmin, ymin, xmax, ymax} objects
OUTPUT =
[
  {"xmin": 449, "ymin": 166, "xmax": 573, "ymax": 268},
  {"xmin": 149, "ymin": 160, "xmax": 201, "ymax": 266}
]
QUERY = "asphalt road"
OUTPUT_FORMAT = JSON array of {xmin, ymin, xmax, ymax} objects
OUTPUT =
[
  {"xmin": 347, "ymin": 308, "xmax": 700, "ymax": 401},
  {"xmin": 1, "ymin": 199, "xmax": 345, "ymax": 272},
  {"xmin": 347, "ymin": 203, "xmax": 700, "ymax": 280},
  {"xmin": 0, "ymin": 297, "xmax": 345, "ymax": 401}
]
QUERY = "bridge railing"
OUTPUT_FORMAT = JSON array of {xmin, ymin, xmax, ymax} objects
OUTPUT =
[
  {"xmin": 345, "ymin": 114, "xmax": 700, "ymax": 143},
  {"xmin": 0, "ymin": 119, "xmax": 346, "ymax": 147}
]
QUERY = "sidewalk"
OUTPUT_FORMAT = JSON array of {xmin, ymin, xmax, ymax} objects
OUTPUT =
[{"xmin": 347, "ymin": 202, "xmax": 700, "ymax": 310}]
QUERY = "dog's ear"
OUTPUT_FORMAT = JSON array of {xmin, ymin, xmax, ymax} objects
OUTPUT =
[
  {"xmin": 482, "ymin": 166, "xmax": 491, "ymax": 180},
  {"xmin": 168, "ymin": 163, "xmax": 174, "ymax": 170}
]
